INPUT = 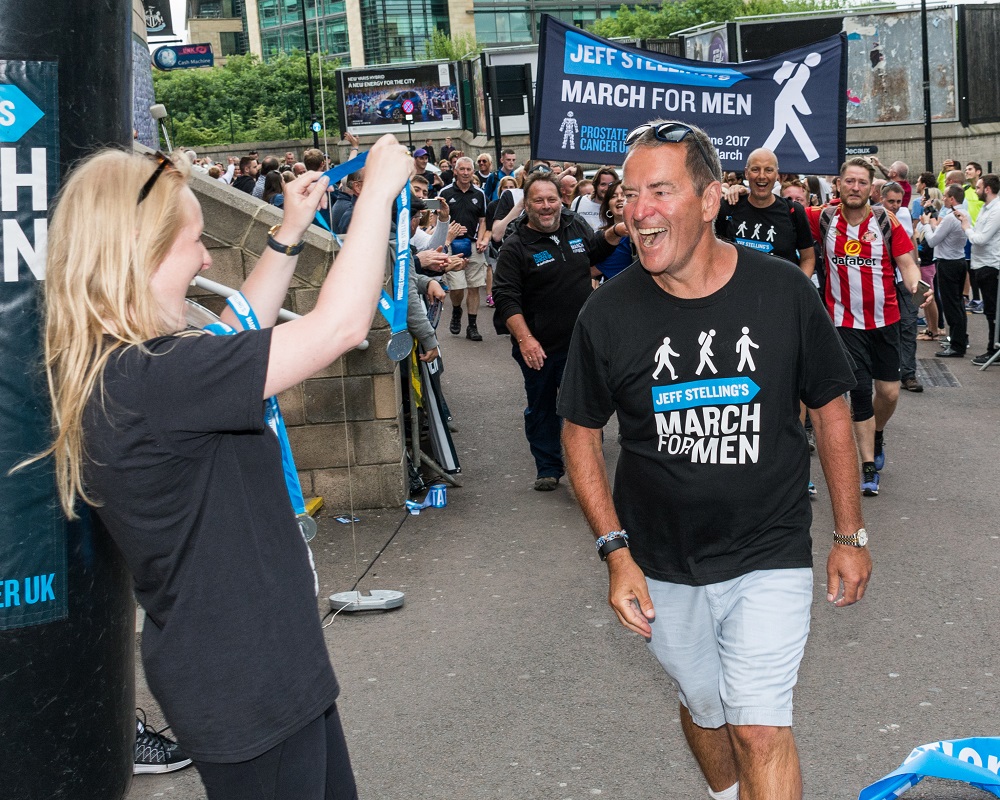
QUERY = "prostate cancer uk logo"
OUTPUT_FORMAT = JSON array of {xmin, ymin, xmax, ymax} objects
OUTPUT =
[{"xmin": 0, "ymin": 85, "xmax": 45, "ymax": 142}]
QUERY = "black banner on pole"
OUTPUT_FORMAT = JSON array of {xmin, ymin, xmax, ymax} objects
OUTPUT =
[
  {"xmin": 143, "ymin": 0, "xmax": 175, "ymax": 37},
  {"xmin": 533, "ymin": 15, "xmax": 846, "ymax": 174},
  {"xmin": 0, "ymin": 59, "xmax": 64, "ymax": 630}
]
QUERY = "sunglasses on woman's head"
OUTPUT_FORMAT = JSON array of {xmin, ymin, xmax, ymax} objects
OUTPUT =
[{"xmin": 137, "ymin": 151, "xmax": 176, "ymax": 204}]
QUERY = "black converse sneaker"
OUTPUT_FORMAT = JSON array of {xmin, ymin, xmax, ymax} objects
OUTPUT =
[{"xmin": 134, "ymin": 711, "xmax": 192, "ymax": 775}]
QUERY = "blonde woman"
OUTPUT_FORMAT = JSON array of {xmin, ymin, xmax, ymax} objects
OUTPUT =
[{"xmin": 28, "ymin": 135, "xmax": 412, "ymax": 799}]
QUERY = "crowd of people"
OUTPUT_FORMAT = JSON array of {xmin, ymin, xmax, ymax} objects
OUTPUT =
[{"xmin": 39, "ymin": 122, "xmax": 998, "ymax": 800}]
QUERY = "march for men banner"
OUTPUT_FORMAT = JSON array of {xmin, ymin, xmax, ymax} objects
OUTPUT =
[{"xmin": 533, "ymin": 15, "xmax": 847, "ymax": 174}]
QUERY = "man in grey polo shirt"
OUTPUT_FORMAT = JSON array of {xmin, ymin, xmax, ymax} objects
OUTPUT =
[{"xmin": 954, "ymin": 173, "xmax": 1000, "ymax": 364}]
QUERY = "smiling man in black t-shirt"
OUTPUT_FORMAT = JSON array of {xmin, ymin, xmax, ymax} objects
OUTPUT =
[
  {"xmin": 715, "ymin": 148, "xmax": 815, "ymax": 277},
  {"xmin": 559, "ymin": 122, "xmax": 869, "ymax": 800}
]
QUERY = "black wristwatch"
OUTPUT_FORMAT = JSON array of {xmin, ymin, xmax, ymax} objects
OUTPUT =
[
  {"xmin": 266, "ymin": 224, "xmax": 305, "ymax": 256},
  {"xmin": 596, "ymin": 531, "xmax": 629, "ymax": 561}
]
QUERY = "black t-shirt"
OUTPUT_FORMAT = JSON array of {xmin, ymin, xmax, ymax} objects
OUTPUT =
[
  {"xmin": 83, "ymin": 331, "xmax": 338, "ymax": 762},
  {"xmin": 439, "ymin": 182, "xmax": 486, "ymax": 238},
  {"xmin": 716, "ymin": 195, "xmax": 813, "ymax": 266},
  {"xmin": 558, "ymin": 248, "xmax": 855, "ymax": 586}
]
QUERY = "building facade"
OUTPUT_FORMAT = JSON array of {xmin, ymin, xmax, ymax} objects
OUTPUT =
[
  {"xmin": 187, "ymin": 0, "xmax": 251, "ymax": 64},
  {"xmin": 242, "ymin": 0, "xmax": 615, "ymax": 66}
]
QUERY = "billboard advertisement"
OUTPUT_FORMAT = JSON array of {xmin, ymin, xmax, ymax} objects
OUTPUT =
[
  {"xmin": 843, "ymin": 8, "xmax": 957, "ymax": 126},
  {"xmin": 533, "ymin": 16, "xmax": 846, "ymax": 174},
  {"xmin": 683, "ymin": 24, "xmax": 731, "ymax": 63},
  {"xmin": 0, "ymin": 59, "xmax": 67, "ymax": 629},
  {"xmin": 338, "ymin": 62, "xmax": 462, "ymax": 135}
]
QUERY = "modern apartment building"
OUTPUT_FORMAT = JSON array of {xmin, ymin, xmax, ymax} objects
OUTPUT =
[
  {"xmin": 186, "ymin": 0, "xmax": 251, "ymax": 64},
  {"xmin": 242, "ymin": 0, "xmax": 621, "ymax": 66}
]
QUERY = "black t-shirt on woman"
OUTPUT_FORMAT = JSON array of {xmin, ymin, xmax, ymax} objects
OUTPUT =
[
  {"xmin": 83, "ymin": 330, "xmax": 338, "ymax": 763},
  {"xmin": 558, "ymin": 248, "xmax": 855, "ymax": 586}
]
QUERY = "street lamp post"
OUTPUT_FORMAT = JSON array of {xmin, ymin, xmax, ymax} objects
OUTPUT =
[{"xmin": 300, "ymin": 0, "xmax": 320, "ymax": 147}]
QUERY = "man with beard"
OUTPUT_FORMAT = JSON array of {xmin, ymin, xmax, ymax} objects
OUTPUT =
[
  {"xmin": 716, "ymin": 148, "xmax": 815, "ymax": 277},
  {"xmin": 492, "ymin": 170, "xmax": 624, "ymax": 491},
  {"xmin": 558, "ymin": 120, "xmax": 868, "ymax": 800},
  {"xmin": 811, "ymin": 158, "xmax": 922, "ymax": 496}
]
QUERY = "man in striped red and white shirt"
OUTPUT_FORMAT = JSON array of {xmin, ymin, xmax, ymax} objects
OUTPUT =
[{"xmin": 811, "ymin": 157, "xmax": 921, "ymax": 497}]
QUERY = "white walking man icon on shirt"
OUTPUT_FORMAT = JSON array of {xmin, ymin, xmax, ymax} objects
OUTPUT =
[
  {"xmin": 560, "ymin": 111, "xmax": 579, "ymax": 150},
  {"xmin": 696, "ymin": 329, "xmax": 718, "ymax": 376},
  {"xmin": 762, "ymin": 53, "xmax": 822, "ymax": 163},
  {"xmin": 652, "ymin": 336, "xmax": 680, "ymax": 380},
  {"xmin": 736, "ymin": 326, "xmax": 759, "ymax": 372}
]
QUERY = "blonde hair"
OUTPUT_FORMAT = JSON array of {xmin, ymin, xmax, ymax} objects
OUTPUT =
[{"xmin": 20, "ymin": 148, "xmax": 192, "ymax": 517}]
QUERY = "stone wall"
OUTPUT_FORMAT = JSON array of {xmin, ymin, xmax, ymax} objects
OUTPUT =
[{"xmin": 186, "ymin": 167, "xmax": 407, "ymax": 510}]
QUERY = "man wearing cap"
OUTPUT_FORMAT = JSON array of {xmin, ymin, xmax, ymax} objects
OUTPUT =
[{"xmin": 413, "ymin": 148, "xmax": 442, "ymax": 198}]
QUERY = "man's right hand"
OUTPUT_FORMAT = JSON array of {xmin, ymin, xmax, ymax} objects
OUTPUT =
[
  {"xmin": 722, "ymin": 184, "xmax": 747, "ymax": 205},
  {"xmin": 606, "ymin": 549, "xmax": 655, "ymax": 638},
  {"xmin": 417, "ymin": 248, "xmax": 449, "ymax": 272}
]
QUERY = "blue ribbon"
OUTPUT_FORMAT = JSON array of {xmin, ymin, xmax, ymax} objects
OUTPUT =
[
  {"xmin": 859, "ymin": 737, "xmax": 1000, "ymax": 799},
  {"xmin": 316, "ymin": 151, "xmax": 410, "ymax": 335},
  {"xmin": 218, "ymin": 293, "xmax": 308, "ymax": 521}
]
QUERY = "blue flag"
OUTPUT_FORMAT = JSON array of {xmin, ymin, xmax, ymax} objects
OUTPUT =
[
  {"xmin": 532, "ymin": 15, "xmax": 847, "ymax": 174},
  {"xmin": 859, "ymin": 737, "xmax": 1000, "ymax": 799}
]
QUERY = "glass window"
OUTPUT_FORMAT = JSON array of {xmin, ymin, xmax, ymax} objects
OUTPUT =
[
  {"xmin": 220, "ymin": 31, "xmax": 248, "ymax": 56},
  {"xmin": 261, "ymin": 28, "xmax": 283, "ymax": 56},
  {"xmin": 259, "ymin": 0, "xmax": 280, "ymax": 27},
  {"xmin": 283, "ymin": 26, "xmax": 305, "ymax": 51},
  {"xmin": 474, "ymin": 12, "xmax": 498, "ymax": 44}
]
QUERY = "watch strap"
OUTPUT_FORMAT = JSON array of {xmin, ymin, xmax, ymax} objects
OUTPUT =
[
  {"xmin": 267, "ymin": 225, "xmax": 305, "ymax": 256},
  {"xmin": 596, "ymin": 530, "xmax": 629, "ymax": 561}
]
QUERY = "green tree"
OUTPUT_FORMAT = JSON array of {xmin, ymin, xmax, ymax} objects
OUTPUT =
[
  {"xmin": 424, "ymin": 29, "xmax": 481, "ymax": 61},
  {"xmin": 152, "ymin": 52, "xmax": 341, "ymax": 147},
  {"xmin": 590, "ymin": 0, "xmax": 855, "ymax": 39}
]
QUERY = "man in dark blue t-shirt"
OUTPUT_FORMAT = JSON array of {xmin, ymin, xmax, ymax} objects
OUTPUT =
[{"xmin": 559, "ymin": 121, "xmax": 869, "ymax": 800}]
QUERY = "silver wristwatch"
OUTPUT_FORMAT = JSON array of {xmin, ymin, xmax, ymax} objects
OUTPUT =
[{"xmin": 833, "ymin": 528, "xmax": 868, "ymax": 547}]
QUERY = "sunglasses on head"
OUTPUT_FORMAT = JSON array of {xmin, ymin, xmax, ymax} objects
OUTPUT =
[
  {"xmin": 137, "ymin": 151, "xmax": 177, "ymax": 204},
  {"xmin": 529, "ymin": 164, "xmax": 553, "ymax": 175},
  {"xmin": 624, "ymin": 123, "xmax": 715, "ymax": 174}
]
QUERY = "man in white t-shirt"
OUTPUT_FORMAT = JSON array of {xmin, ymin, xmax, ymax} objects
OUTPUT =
[{"xmin": 571, "ymin": 167, "xmax": 618, "ymax": 230}]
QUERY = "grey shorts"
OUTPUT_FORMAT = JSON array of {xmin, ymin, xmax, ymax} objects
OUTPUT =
[
  {"xmin": 447, "ymin": 249, "xmax": 487, "ymax": 290},
  {"xmin": 645, "ymin": 568, "xmax": 812, "ymax": 729}
]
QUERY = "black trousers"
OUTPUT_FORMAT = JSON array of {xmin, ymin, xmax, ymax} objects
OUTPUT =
[
  {"xmin": 936, "ymin": 258, "xmax": 969, "ymax": 353},
  {"xmin": 974, "ymin": 266, "xmax": 1000, "ymax": 352},
  {"xmin": 193, "ymin": 704, "xmax": 357, "ymax": 800},
  {"xmin": 895, "ymin": 280, "xmax": 918, "ymax": 380}
]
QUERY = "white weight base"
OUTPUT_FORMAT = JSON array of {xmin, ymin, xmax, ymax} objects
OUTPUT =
[{"xmin": 329, "ymin": 590, "xmax": 405, "ymax": 612}]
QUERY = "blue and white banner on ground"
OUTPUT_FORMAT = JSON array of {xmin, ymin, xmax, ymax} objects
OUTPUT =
[
  {"xmin": 532, "ymin": 15, "xmax": 846, "ymax": 174},
  {"xmin": 858, "ymin": 738, "xmax": 1000, "ymax": 799}
]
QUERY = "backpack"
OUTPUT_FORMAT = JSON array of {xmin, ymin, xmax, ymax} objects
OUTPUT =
[{"xmin": 817, "ymin": 204, "xmax": 894, "ymax": 262}]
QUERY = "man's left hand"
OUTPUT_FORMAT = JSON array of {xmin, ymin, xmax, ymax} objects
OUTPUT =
[
  {"xmin": 826, "ymin": 544, "xmax": 872, "ymax": 607},
  {"xmin": 476, "ymin": 239, "xmax": 488, "ymax": 253}
]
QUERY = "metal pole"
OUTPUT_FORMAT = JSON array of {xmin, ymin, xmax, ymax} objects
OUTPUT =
[
  {"xmin": 300, "ymin": 0, "xmax": 319, "ymax": 147},
  {"xmin": 920, "ymin": 0, "xmax": 933, "ymax": 172}
]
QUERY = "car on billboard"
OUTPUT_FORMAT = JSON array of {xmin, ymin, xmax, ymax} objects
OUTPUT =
[{"xmin": 378, "ymin": 90, "xmax": 423, "ymax": 121}]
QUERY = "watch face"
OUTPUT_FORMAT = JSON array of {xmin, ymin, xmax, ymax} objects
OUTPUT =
[{"xmin": 856, "ymin": 528, "xmax": 868, "ymax": 546}]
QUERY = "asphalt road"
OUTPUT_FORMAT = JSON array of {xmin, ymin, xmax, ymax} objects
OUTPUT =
[{"xmin": 128, "ymin": 304, "xmax": 999, "ymax": 800}]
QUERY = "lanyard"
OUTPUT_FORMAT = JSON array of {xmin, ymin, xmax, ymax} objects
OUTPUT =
[
  {"xmin": 216, "ymin": 293, "xmax": 317, "ymax": 543},
  {"xmin": 316, "ymin": 151, "xmax": 412, "ymax": 362}
]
